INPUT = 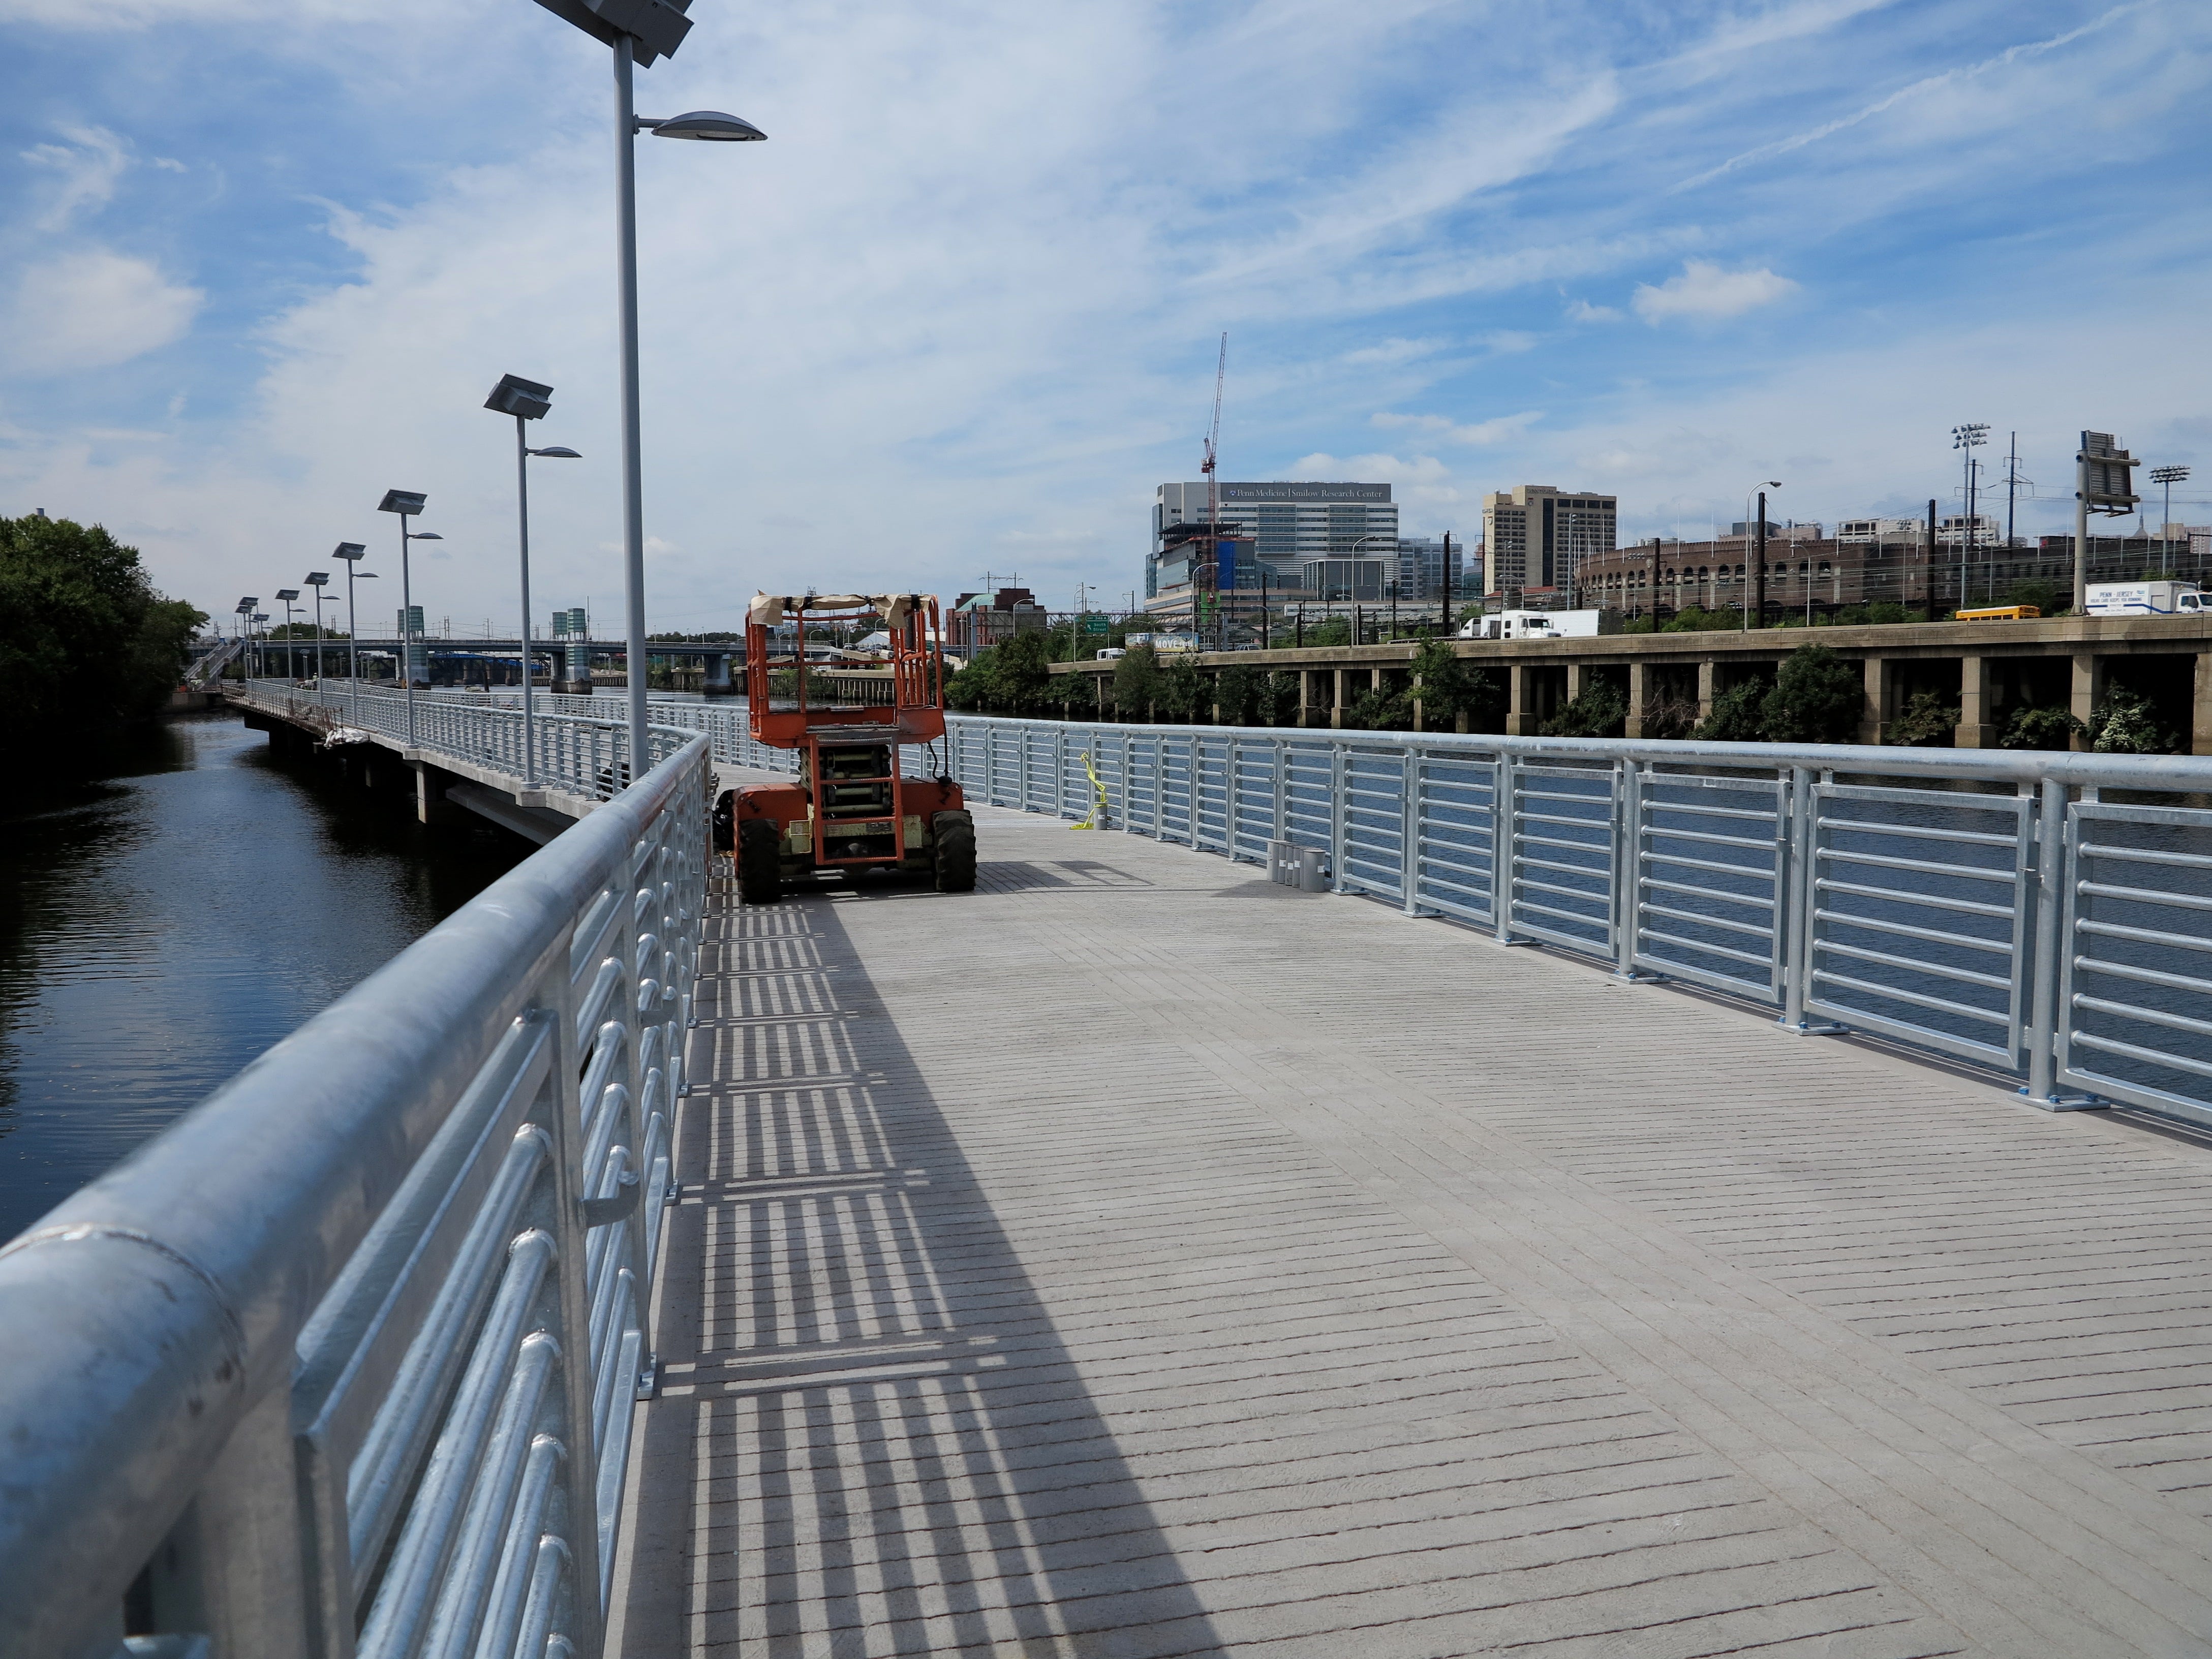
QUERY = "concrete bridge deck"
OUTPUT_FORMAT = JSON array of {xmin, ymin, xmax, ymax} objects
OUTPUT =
[{"xmin": 608, "ymin": 803, "xmax": 2212, "ymax": 1658}]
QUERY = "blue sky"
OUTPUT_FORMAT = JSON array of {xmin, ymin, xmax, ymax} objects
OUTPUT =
[{"xmin": 2, "ymin": 0, "xmax": 2207, "ymax": 631}]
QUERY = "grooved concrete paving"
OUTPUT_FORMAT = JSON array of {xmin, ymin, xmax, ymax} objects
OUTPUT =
[{"xmin": 609, "ymin": 805, "xmax": 2212, "ymax": 1658}]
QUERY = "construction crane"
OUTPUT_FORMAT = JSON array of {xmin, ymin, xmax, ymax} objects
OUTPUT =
[{"xmin": 1201, "ymin": 332, "xmax": 1227, "ymax": 643}]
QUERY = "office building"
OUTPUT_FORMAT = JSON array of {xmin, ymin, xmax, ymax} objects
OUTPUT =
[
  {"xmin": 1394, "ymin": 537, "xmax": 1466, "ymax": 603},
  {"xmin": 1482, "ymin": 486, "xmax": 1616, "ymax": 598},
  {"xmin": 1151, "ymin": 480, "xmax": 1397, "ymax": 600}
]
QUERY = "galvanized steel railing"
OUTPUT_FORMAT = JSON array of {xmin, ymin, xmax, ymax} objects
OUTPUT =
[
  {"xmin": 915, "ymin": 718, "xmax": 2210, "ymax": 1125},
  {"xmin": 620, "ymin": 702, "xmax": 2212, "ymax": 1124},
  {"xmin": 0, "ymin": 734, "xmax": 710, "ymax": 1659},
  {"xmin": 233, "ymin": 680, "xmax": 695, "ymax": 801}
]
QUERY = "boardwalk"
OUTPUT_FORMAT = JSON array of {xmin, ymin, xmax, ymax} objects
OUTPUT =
[{"xmin": 608, "ymin": 801, "xmax": 2212, "ymax": 1658}]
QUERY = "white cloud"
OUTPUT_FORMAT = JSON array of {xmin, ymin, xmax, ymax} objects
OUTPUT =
[
  {"xmin": 1370, "ymin": 410, "xmax": 1543, "ymax": 446},
  {"xmin": 1632, "ymin": 260, "xmax": 1798, "ymax": 322},
  {"xmin": 5, "ymin": 251, "xmax": 203, "ymax": 375},
  {"xmin": 1564, "ymin": 298, "xmax": 1621, "ymax": 323}
]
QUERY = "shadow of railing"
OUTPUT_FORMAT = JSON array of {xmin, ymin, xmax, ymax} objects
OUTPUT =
[{"xmin": 616, "ymin": 880, "xmax": 1222, "ymax": 1656}]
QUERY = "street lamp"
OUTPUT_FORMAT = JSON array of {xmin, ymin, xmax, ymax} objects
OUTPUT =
[
  {"xmin": 527, "ymin": 0, "xmax": 764, "ymax": 782},
  {"xmin": 1952, "ymin": 422, "xmax": 1988, "ymax": 608},
  {"xmin": 252, "ymin": 613, "xmax": 269, "ymax": 678},
  {"xmin": 486, "ymin": 373, "xmax": 581, "ymax": 787},
  {"xmin": 378, "ymin": 490, "xmax": 439, "ymax": 746},
  {"xmin": 2150, "ymin": 465, "xmax": 2191, "ymax": 569},
  {"xmin": 331, "ymin": 544, "xmax": 370, "ymax": 723},
  {"xmin": 275, "ymin": 589, "xmax": 301, "ymax": 680},
  {"xmin": 304, "ymin": 572, "xmax": 330, "ymax": 693},
  {"xmin": 235, "ymin": 598, "xmax": 257, "ymax": 679}
]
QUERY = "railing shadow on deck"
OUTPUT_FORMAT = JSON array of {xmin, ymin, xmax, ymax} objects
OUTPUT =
[{"xmin": 613, "ymin": 876, "xmax": 1224, "ymax": 1658}]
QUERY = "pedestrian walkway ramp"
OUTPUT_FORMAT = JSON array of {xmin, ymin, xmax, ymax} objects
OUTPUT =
[{"xmin": 609, "ymin": 806, "xmax": 2212, "ymax": 1658}]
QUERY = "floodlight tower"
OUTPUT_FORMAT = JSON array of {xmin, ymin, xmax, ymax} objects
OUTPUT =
[{"xmin": 2150, "ymin": 465, "xmax": 2191, "ymax": 568}]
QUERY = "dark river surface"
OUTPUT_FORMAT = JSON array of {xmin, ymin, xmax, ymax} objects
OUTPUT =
[{"xmin": 0, "ymin": 711, "xmax": 529, "ymax": 1242}]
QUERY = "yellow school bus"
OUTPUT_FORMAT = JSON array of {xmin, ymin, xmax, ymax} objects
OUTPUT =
[{"xmin": 1955, "ymin": 605, "xmax": 2041, "ymax": 622}]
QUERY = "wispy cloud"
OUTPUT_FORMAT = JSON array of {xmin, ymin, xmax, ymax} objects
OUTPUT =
[
  {"xmin": 21, "ymin": 125, "xmax": 131, "ymax": 230},
  {"xmin": 1371, "ymin": 410, "xmax": 1543, "ymax": 445},
  {"xmin": 1673, "ymin": 1, "xmax": 2157, "ymax": 191},
  {"xmin": 6, "ymin": 250, "xmax": 203, "ymax": 375}
]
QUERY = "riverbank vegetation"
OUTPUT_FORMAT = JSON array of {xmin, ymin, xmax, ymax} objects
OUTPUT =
[{"xmin": 1, "ymin": 514, "xmax": 204, "ymax": 756}]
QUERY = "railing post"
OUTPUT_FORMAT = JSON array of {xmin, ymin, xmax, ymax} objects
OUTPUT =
[
  {"xmin": 1401, "ymin": 744, "xmax": 1421, "ymax": 915},
  {"xmin": 1614, "ymin": 757, "xmax": 1642, "ymax": 978},
  {"xmin": 2024, "ymin": 773, "xmax": 2079, "ymax": 1108},
  {"xmin": 1328, "ymin": 740, "xmax": 1346, "ymax": 893},
  {"xmin": 1777, "ymin": 764, "xmax": 1840, "ymax": 1034},
  {"xmin": 1054, "ymin": 728, "xmax": 1067, "ymax": 819},
  {"xmin": 1491, "ymin": 752, "xmax": 1515, "ymax": 942},
  {"xmin": 1272, "ymin": 738, "xmax": 1287, "ymax": 843},
  {"xmin": 1152, "ymin": 735, "xmax": 1166, "ymax": 840}
]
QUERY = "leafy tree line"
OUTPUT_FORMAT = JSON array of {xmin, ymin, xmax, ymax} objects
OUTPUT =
[{"xmin": 0, "ymin": 513, "xmax": 205, "ymax": 756}]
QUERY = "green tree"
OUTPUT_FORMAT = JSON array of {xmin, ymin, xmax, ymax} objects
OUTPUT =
[
  {"xmin": 1113, "ymin": 643, "xmax": 1164, "ymax": 719},
  {"xmin": 1406, "ymin": 638, "xmax": 1497, "ymax": 730},
  {"xmin": 1889, "ymin": 689, "xmax": 1960, "ymax": 746},
  {"xmin": 1760, "ymin": 645, "xmax": 1862, "ymax": 744},
  {"xmin": 2005, "ymin": 577, "xmax": 2067, "ymax": 617},
  {"xmin": 2001, "ymin": 705, "xmax": 2087, "ymax": 750},
  {"xmin": 0, "ymin": 513, "xmax": 205, "ymax": 755},
  {"xmin": 1343, "ymin": 682, "xmax": 1412, "ymax": 730},
  {"xmin": 1303, "ymin": 617, "xmax": 1351, "ymax": 647},
  {"xmin": 2089, "ymin": 686, "xmax": 2176, "ymax": 754},
  {"xmin": 1263, "ymin": 671, "xmax": 1302, "ymax": 726},
  {"xmin": 1158, "ymin": 653, "xmax": 1205, "ymax": 721},
  {"xmin": 1543, "ymin": 681, "xmax": 1626, "ymax": 738},
  {"xmin": 1697, "ymin": 680, "xmax": 1767, "ymax": 741},
  {"xmin": 1214, "ymin": 662, "xmax": 1266, "ymax": 725}
]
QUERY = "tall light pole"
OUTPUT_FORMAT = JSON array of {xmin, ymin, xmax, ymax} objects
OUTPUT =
[
  {"xmin": 305, "ymin": 572, "xmax": 331, "ymax": 693},
  {"xmin": 251, "ymin": 611, "xmax": 269, "ymax": 679},
  {"xmin": 275, "ymin": 589, "xmax": 301, "ymax": 679},
  {"xmin": 528, "ymin": 0, "xmax": 764, "ymax": 781},
  {"xmin": 378, "ymin": 491, "xmax": 439, "ymax": 746},
  {"xmin": 1952, "ymin": 422, "xmax": 1988, "ymax": 605},
  {"xmin": 1742, "ymin": 481, "xmax": 1779, "ymax": 631},
  {"xmin": 332, "ymin": 544, "xmax": 370, "ymax": 723},
  {"xmin": 486, "ymin": 373, "xmax": 580, "ymax": 788},
  {"xmin": 2150, "ymin": 465, "xmax": 2191, "ymax": 570},
  {"xmin": 235, "ymin": 599, "xmax": 257, "ymax": 679}
]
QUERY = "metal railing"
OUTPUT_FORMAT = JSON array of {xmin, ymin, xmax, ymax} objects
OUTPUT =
[
  {"xmin": 233, "ymin": 681, "xmax": 695, "ymax": 802},
  {"xmin": 914, "ymin": 718, "xmax": 2210, "ymax": 1125},
  {"xmin": 221, "ymin": 684, "xmax": 2212, "ymax": 1124},
  {"xmin": 0, "ymin": 733, "xmax": 710, "ymax": 1659}
]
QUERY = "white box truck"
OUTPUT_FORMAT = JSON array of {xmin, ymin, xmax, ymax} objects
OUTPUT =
[
  {"xmin": 2086, "ymin": 580, "xmax": 2203, "ymax": 617},
  {"xmin": 1458, "ymin": 608, "xmax": 1606, "ymax": 640}
]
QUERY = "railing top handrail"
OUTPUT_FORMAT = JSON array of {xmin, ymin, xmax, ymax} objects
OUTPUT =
[
  {"xmin": 0, "ymin": 734, "xmax": 710, "ymax": 1658},
  {"xmin": 944, "ymin": 712, "xmax": 2212, "ymax": 794},
  {"xmin": 236, "ymin": 678, "xmax": 702, "ymax": 743}
]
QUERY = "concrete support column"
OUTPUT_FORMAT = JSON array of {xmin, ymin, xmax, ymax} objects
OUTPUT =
[
  {"xmin": 1565, "ymin": 661, "xmax": 1587, "ymax": 702},
  {"xmin": 1696, "ymin": 659, "xmax": 1717, "ymax": 724},
  {"xmin": 1625, "ymin": 661, "xmax": 1651, "ymax": 740},
  {"xmin": 1506, "ymin": 663, "xmax": 1538, "ymax": 736},
  {"xmin": 1955, "ymin": 655, "xmax": 1997, "ymax": 748},
  {"xmin": 2195, "ymin": 652, "xmax": 2212, "ymax": 756},
  {"xmin": 1858, "ymin": 656, "xmax": 1895, "ymax": 745},
  {"xmin": 2069, "ymin": 652, "xmax": 2102, "ymax": 752},
  {"xmin": 1298, "ymin": 669, "xmax": 1323, "ymax": 728},
  {"xmin": 1331, "ymin": 667, "xmax": 1348, "ymax": 730}
]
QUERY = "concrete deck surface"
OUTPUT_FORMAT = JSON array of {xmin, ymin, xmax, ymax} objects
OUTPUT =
[{"xmin": 609, "ymin": 803, "xmax": 2212, "ymax": 1658}]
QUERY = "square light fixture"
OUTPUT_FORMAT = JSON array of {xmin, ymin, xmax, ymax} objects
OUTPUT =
[
  {"xmin": 379, "ymin": 490, "xmax": 427, "ymax": 516},
  {"xmin": 485, "ymin": 374, "xmax": 555, "ymax": 420},
  {"xmin": 333, "ymin": 542, "xmax": 367, "ymax": 560}
]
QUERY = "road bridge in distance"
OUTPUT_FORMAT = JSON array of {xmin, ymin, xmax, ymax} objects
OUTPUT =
[
  {"xmin": 1053, "ymin": 612, "xmax": 2212, "ymax": 751},
  {"xmin": 8, "ymin": 698, "xmax": 2212, "ymax": 1658}
]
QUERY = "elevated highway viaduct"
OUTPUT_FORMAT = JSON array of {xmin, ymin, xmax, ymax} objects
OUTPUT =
[{"xmin": 1053, "ymin": 613, "xmax": 2212, "ymax": 751}]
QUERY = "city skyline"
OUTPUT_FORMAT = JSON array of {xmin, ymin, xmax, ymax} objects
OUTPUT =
[{"xmin": 2, "ymin": 0, "xmax": 2207, "ymax": 633}]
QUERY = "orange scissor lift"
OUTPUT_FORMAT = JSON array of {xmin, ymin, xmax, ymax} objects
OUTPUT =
[{"xmin": 716, "ymin": 592, "xmax": 975, "ymax": 904}]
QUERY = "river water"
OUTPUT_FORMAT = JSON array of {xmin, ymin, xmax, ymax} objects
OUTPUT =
[{"xmin": 0, "ymin": 711, "xmax": 529, "ymax": 1242}]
